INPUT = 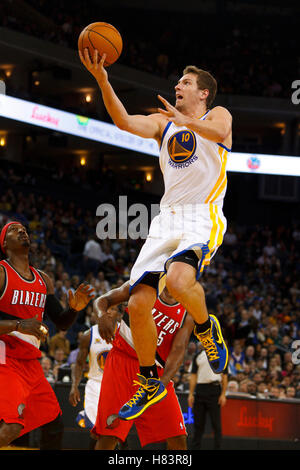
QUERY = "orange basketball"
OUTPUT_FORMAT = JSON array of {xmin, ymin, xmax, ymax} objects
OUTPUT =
[{"xmin": 78, "ymin": 22, "xmax": 123, "ymax": 67}]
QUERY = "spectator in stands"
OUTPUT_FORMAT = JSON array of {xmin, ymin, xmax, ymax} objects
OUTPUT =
[
  {"xmin": 226, "ymin": 380, "xmax": 239, "ymax": 395},
  {"xmin": 48, "ymin": 329, "xmax": 71, "ymax": 360},
  {"xmin": 40, "ymin": 356, "xmax": 56, "ymax": 384},
  {"xmin": 83, "ymin": 234, "xmax": 104, "ymax": 275},
  {"xmin": 246, "ymin": 381, "xmax": 257, "ymax": 397},
  {"xmin": 228, "ymin": 340, "xmax": 245, "ymax": 375},
  {"xmin": 256, "ymin": 382, "xmax": 269, "ymax": 399},
  {"xmin": 52, "ymin": 348, "xmax": 68, "ymax": 381},
  {"xmin": 95, "ymin": 271, "xmax": 110, "ymax": 295},
  {"xmin": 66, "ymin": 331, "xmax": 85, "ymax": 366}
]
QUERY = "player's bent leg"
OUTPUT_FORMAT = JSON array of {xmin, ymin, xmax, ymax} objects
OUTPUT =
[
  {"xmin": 127, "ymin": 283, "xmax": 158, "ymax": 367},
  {"xmin": 166, "ymin": 261, "xmax": 228, "ymax": 374},
  {"xmin": 0, "ymin": 421, "xmax": 23, "ymax": 447},
  {"xmin": 166, "ymin": 261, "xmax": 209, "ymax": 323},
  {"xmin": 119, "ymin": 282, "xmax": 167, "ymax": 421},
  {"xmin": 94, "ymin": 435, "xmax": 119, "ymax": 450},
  {"xmin": 166, "ymin": 435, "xmax": 187, "ymax": 450}
]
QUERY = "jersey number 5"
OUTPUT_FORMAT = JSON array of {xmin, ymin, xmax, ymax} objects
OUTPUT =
[{"xmin": 157, "ymin": 330, "xmax": 166, "ymax": 346}]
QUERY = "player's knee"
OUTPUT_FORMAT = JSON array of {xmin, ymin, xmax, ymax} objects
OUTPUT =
[
  {"xmin": 128, "ymin": 286, "xmax": 155, "ymax": 318},
  {"xmin": 166, "ymin": 268, "xmax": 192, "ymax": 299},
  {"xmin": 0, "ymin": 422, "xmax": 23, "ymax": 446},
  {"xmin": 166, "ymin": 263, "xmax": 204, "ymax": 300}
]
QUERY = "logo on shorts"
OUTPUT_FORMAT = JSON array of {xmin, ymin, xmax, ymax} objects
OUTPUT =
[
  {"xmin": 167, "ymin": 130, "xmax": 197, "ymax": 168},
  {"xmin": 17, "ymin": 403, "xmax": 25, "ymax": 419}
]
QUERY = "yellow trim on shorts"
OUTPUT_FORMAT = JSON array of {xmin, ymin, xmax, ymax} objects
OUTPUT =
[{"xmin": 200, "ymin": 204, "xmax": 224, "ymax": 273}]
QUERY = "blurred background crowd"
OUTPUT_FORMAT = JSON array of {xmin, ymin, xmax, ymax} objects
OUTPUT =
[{"xmin": 0, "ymin": 0, "xmax": 297, "ymax": 112}]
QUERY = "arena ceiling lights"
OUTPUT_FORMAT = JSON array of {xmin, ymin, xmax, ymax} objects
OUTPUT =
[{"xmin": 0, "ymin": 94, "xmax": 299, "ymax": 177}]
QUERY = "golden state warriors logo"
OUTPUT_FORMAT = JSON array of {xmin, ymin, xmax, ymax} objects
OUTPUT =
[
  {"xmin": 97, "ymin": 350, "xmax": 110, "ymax": 371},
  {"xmin": 168, "ymin": 130, "xmax": 197, "ymax": 167}
]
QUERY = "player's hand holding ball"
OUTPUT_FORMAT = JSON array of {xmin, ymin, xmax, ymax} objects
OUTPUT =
[
  {"xmin": 79, "ymin": 49, "xmax": 108, "ymax": 85},
  {"xmin": 78, "ymin": 22, "xmax": 122, "ymax": 85}
]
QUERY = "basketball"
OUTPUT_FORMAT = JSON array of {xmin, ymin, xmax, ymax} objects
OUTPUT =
[{"xmin": 78, "ymin": 22, "xmax": 123, "ymax": 67}]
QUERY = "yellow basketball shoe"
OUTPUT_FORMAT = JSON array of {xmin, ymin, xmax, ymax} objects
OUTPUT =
[{"xmin": 194, "ymin": 314, "xmax": 228, "ymax": 374}]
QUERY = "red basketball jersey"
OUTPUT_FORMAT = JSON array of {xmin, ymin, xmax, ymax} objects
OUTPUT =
[
  {"xmin": 0, "ymin": 260, "xmax": 47, "ymax": 359},
  {"xmin": 113, "ymin": 296, "xmax": 187, "ymax": 368}
]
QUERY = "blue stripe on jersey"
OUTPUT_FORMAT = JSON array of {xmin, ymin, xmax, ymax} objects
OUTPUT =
[
  {"xmin": 160, "ymin": 121, "xmax": 172, "ymax": 149},
  {"xmin": 88, "ymin": 326, "xmax": 93, "ymax": 352},
  {"xmin": 217, "ymin": 142, "xmax": 231, "ymax": 152},
  {"xmin": 201, "ymin": 110, "xmax": 210, "ymax": 120}
]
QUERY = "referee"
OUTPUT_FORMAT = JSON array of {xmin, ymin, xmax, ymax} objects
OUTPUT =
[{"xmin": 188, "ymin": 345, "xmax": 228, "ymax": 450}]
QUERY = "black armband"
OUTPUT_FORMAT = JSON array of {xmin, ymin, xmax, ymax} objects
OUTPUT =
[{"xmin": 44, "ymin": 294, "xmax": 78, "ymax": 330}]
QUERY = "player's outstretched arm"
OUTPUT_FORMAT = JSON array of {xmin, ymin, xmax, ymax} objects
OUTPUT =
[
  {"xmin": 79, "ymin": 49, "xmax": 165, "ymax": 141},
  {"xmin": 161, "ymin": 313, "xmax": 195, "ymax": 387},
  {"xmin": 40, "ymin": 271, "xmax": 95, "ymax": 330},
  {"xmin": 158, "ymin": 95, "xmax": 232, "ymax": 145}
]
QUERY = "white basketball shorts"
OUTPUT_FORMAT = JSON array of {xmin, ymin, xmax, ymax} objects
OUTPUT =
[
  {"xmin": 84, "ymin": 378, "xmax": 102, "ymax": 426},
  {"xmin": 129, "ymin": 203, "xmax": 227, "ymax": 293}
]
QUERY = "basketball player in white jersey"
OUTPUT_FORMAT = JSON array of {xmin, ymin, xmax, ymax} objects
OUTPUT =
[
  {"xmin": 79, "ymin": 49, "xmax": 232, "ymax": 420},
  {"xmin": 69, "ymin": 307, "xmax": 120, "ymax": 447}
]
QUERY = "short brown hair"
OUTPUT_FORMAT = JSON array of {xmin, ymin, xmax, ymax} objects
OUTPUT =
[{"xmin": 183, "ymin": 65, "xmax": 217, "ymax": 108}]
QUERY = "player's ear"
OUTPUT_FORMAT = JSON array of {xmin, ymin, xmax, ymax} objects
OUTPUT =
[{"xmin": 200, "ymin": 89, "xmax": 209, "ymax": 101}]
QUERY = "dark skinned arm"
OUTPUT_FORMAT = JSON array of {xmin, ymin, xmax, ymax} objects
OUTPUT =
[
  {"xmin": 69, "ymin": 329, "xmax": 90, "ymax": 407},
  {"xmin": 40, "ymin": 270, "xmax": 95, "ymax": 330},
  {"xmin": 93, "ymin": 281, "xmax": 129, "ymax": 343},
  {"xmin": 160, "ymin": 313, "xmax": 195, "ymax": 387}
]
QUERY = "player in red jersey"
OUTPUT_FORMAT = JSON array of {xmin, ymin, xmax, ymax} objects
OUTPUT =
[
  {"xmin": 91, "ymin": 281, "xmax": 194, "ymax": 450},
  {"xmin": 0, "ymin": 221, "xmax": 95, "ymax": 449}
]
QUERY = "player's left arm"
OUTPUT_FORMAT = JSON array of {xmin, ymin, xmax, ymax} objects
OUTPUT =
[
  {"xmin": 39, "ymin": 270, "xmax": 95, "ymax": 330},
  {"xmin": 160, "ymin": 313, "xmax": 195, "ymax": 387},
  {"xmin": 158, "ymin": 95, "xmax": 232, "ymax": 144},
  {"xmin": 69, "ymin": 330, "xmax": 90, "ymax": 407},
  {"xmin": 198, "ymin": 106, "xmax": 232, "ymax": 143}
]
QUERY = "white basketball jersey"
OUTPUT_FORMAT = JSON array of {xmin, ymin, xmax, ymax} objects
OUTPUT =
[
  {"xmin": 159, "ymin": 111, "xmax": 230, "ymax": 208},
  {"xmin": 87, "ymin": 324, "xmax": 112, "ymax": 383}
]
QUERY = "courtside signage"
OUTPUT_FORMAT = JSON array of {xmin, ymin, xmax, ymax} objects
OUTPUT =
[{"xmin": 0, "ymin": 94, "xmax": 299, "ymax": 176}]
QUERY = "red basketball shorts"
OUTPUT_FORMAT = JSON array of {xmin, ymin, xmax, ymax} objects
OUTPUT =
[
  {"xmin": 0, "ymin": 356, "xmax": 61, "ymax": 436},
  {"xmin": 92, "ymin": 348, "xmax": 187, "ymax": 447}
]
